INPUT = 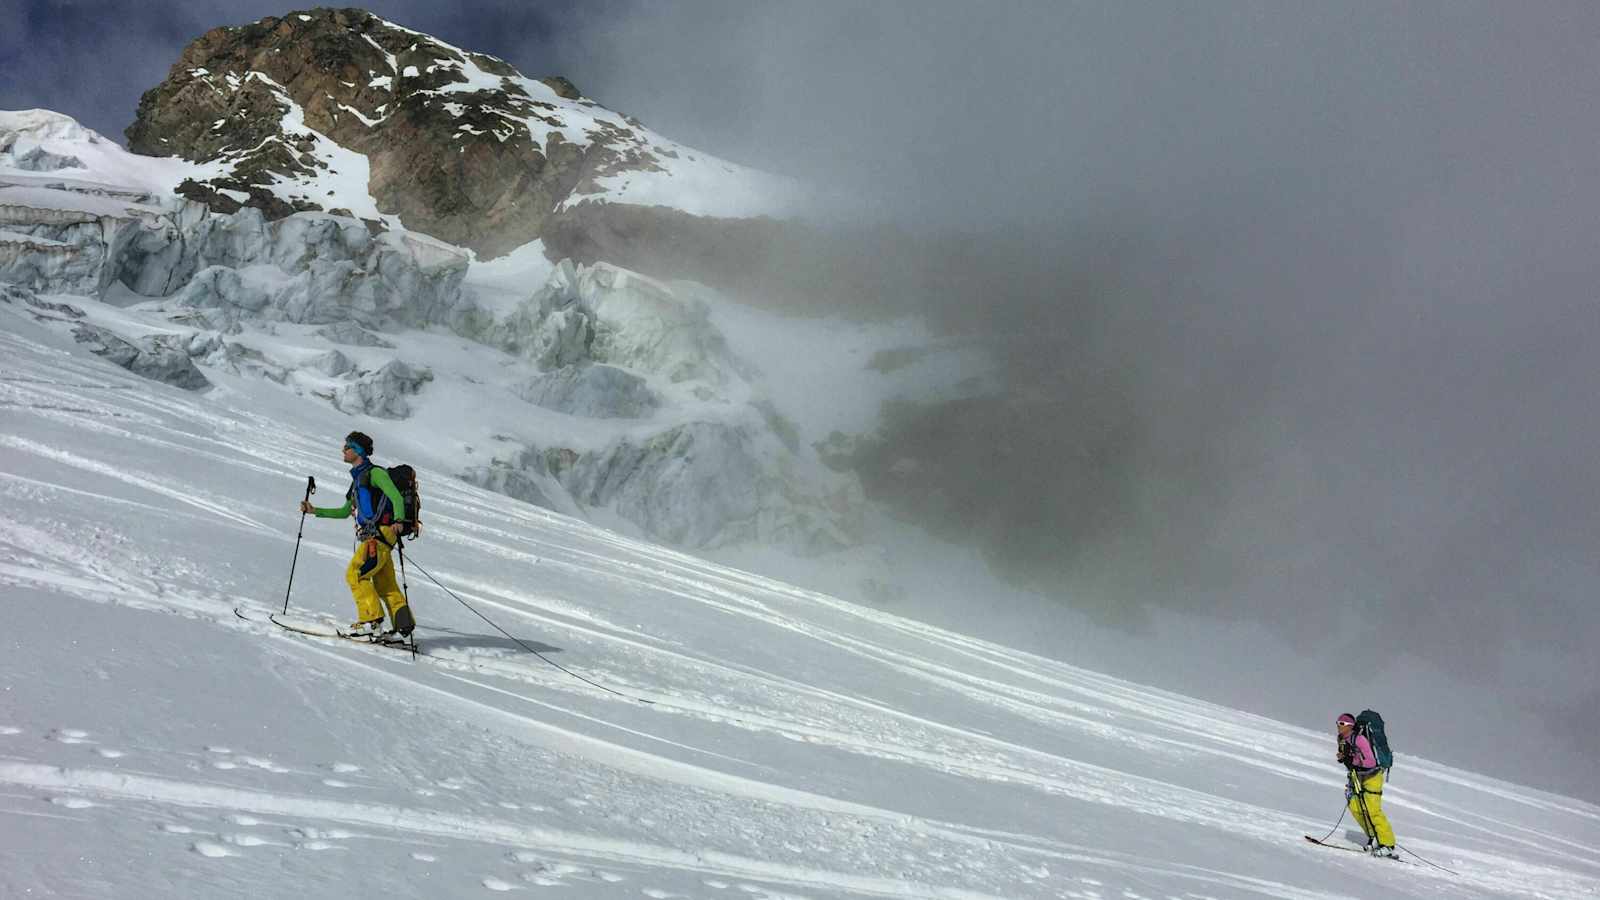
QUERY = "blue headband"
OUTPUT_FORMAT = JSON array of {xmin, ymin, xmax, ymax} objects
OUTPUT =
[{"xmin": 346, "ymin": 440, "xmax": 368, "ymax": 457}]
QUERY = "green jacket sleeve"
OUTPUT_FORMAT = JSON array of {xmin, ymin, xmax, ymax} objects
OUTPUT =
[
  {"xmin": 369, "ymin": 466, "xmax": 406, "ymax": 521},
  {"xmin": 313, "ymin": 498, "xmax": 352, "ymax": 518}
]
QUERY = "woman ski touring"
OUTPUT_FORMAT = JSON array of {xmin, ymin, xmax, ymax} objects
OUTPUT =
[{"xmin": 1337, "ymin": 712, "xmax": 1397, "ymax": 857}]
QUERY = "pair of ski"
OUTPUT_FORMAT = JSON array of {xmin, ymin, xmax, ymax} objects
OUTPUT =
[
  {"xmin": 1303, "ymin": 836, "xmax": 1406, "ymax": 863},
  {"xmin": 236, "ymin": 606, "xmax": 418, "ymax": 656}
]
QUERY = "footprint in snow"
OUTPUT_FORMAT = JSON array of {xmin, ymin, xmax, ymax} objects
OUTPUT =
[
  {"xmin": 191, "ymin": 841, "xmax": 237, "ymax": 858},
  {"xmin": 322, "ymin": 779, "xmax": 354, "ymax": 788},
  {"xmin": 411, "ymin": 852, "xmax": 438, "ymax": 863},
  {"xmin": 331, "ymin": 763, "xmax": 362, "ymax": 773},
  {"xmin": 481, "ymin": 877, "xmax": 519, "ymax": 891},
  {"xmin": 224, "ymin": 834, "xmax": 275, "ymax": 848},
  {"xmin": 238, "ymin": 756, "xmax": 290, "ymax": 773},
  {"xmin": 95, "ymin": 748, "xmax": 125, "ymax": 759},
  {"xmin": 160, "ymin": 824, "xmax": 195, "ymax": 834},
  {"xmin": 212, "ymin": 761, "xmax": 238, "ymax": 770},
  {"xmin": 291, "ymin": 827, "xmax": 353, "ymax": 842},
  {"xmin": 49, "ymin": 728, "xmax": 92, "ymax": 744},
  {"xmin": 48, "ymin": 796, "xmax": 94, "ymax": 809},
  {"xmin": 0, "ymin": 726, "xmax": 22, "ymax": 735},
  {"xmin": 205, "ymin": 746, "xmax": 231, "ymax": 754}
]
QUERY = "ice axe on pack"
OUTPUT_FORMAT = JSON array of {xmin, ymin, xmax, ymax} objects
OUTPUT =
[{"xmin": 282, "ymin": 476, "xmax": 315, "ymax": 614}]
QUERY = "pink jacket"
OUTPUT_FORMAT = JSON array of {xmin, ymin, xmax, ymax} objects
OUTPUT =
[{"xmin": 1340, "ymin": 733, "xmax": 1379, "ymax": 771}]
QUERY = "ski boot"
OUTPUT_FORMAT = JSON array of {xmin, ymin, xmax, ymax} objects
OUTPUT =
[
  {"xmin": 347, "ymin": 618, "xmax": 385, "ymax": 639},
  {"xmin": 391, "ymin": 604, "xmax": 415, "ymax": 638}
]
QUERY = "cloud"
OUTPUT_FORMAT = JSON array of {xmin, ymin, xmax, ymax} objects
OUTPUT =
[{"xmin": 538, "ymin": 0, "xmax": 1600, "ymax": 796}]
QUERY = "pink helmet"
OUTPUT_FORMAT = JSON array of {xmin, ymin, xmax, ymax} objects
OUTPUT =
[{"xmin": 1337, "ymin": 713, "xmax": 1357, "ymax": 727}]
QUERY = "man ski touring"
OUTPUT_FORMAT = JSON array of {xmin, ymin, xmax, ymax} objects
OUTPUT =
[
  {"xmin": 300, "ymin": 431, "xmax": 416, "ymax": 638},
  {"xmin": 1337, "ymin": 712, "xmax": 1397, "ymax": 857}
]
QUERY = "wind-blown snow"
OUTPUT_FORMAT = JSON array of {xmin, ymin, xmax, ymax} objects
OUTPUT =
[{"xmin": 2, "ymin": 293, "xmax": 1597, "ymax": 899}]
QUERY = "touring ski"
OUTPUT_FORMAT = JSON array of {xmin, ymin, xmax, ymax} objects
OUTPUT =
[
  {"xmin": 265, "ymin": 611, "xmax": 419, "ymax": 656},
  {"xmin": 1304, "ymin": 836, "xmax": 1409, "ymax": 863},
  {"xmin": 1305, "ymin": 835, "xmax": 1364, "ymax": 853}
]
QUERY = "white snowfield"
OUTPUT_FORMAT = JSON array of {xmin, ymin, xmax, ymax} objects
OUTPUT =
[{"xmin": 0, "ymin": 313, "xmax": 1596, "ymax": 899}]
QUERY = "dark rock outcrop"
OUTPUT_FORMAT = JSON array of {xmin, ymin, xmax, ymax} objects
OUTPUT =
[{"xmin": 126, "ymin": 7, "xmax": 678, "ymax": 257}]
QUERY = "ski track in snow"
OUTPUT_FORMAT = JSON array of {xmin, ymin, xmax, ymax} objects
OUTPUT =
[{"xmin": 2, "ymin": 321, "xmax": 1598, "ymax": 899}]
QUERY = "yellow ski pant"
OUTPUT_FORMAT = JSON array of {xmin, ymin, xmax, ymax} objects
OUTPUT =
[
  {"xmin": 1348, "ymin": 769, "xmax": 1395, "ymax": 846},
  {"xmin": 345, "ymin": 526, "xmax": 408, "ymax": 625}
]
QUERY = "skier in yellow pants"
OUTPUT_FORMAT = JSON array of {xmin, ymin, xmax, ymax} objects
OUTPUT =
[
  {"xmin": 1337, "ymin": 713, "xmax": 1396, "ymax": 855},
  {"xmin": 302, "ymin": 431, "xmax": 415, "ymax": 637},
  {"xmin": 343, "ymin": 524, "xmax": 408, "ymax": 633}
]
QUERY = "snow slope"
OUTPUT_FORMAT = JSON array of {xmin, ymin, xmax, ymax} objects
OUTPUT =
[
  {"xmin": 2, "ymin": 305, "xmax": 1598, "ymax": 899},
  {"xmin": 0, "ymin": 108, "xmax": 207, "ymax": 197}
]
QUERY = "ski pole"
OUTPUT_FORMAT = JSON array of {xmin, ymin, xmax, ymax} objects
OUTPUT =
[
  {"xmin": 1352, "ymin": 771, "xmax": 1383, "ymax": 850},
  {"xmin": 282, "ymin": 476, "xmax": 315, "ymax": 615}
]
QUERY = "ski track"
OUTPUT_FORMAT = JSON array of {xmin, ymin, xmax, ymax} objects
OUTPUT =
[{"xmin": 3, "ymin": 324, "xmax": 1599, "ymax": 899}]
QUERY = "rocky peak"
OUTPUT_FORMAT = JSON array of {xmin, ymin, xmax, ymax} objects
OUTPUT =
[{"xmin": 125, "ymin": 7, "xmax": 676, "ymax": 256}]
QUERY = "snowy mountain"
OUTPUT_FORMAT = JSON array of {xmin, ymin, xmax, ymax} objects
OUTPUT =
[
  {"xmin": 1, "ymin": 8, "xmax": 994, "ymax": 585},
  {"xmin": 3, "ymin": 94, "xmax": 981, "ymax": 567},
  {"xmin": 124, "ymin": 7, "xmax": 797, "ymax": 257},
  {"xmin": 4, "ymin": 294, "xmax": 1599, "ymax": 899}
]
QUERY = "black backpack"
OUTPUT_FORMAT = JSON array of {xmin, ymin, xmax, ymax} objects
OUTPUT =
[
  {"xmin": 1356, "ymin": 709, "xmax": 1393, "ymax": 771},
  {"xmin": 387, "ymin": 464, "xmax": 422, "ymax": 537}
]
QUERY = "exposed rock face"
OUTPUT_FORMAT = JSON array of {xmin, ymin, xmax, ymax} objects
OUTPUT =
[
  {"xmin": 125, "ymin": 7, "xmax": 687, "ymax": 257},
  {"xmin": 541, "ymin": 203, "xmax": 792, "ymax": 291},
  {"xmin": 540, "ymin": 203, "xmax": 926, "ymax": 317}
]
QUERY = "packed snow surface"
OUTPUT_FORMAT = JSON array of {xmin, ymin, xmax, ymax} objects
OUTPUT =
[{"xmin": 2, "ymin": 308, "xmax": 1599, "ymax": 899}]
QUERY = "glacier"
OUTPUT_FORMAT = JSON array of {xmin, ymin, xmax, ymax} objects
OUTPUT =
[{"xmin": 0, "ymin": 108, "xmax": 897, "ymax": 559}]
